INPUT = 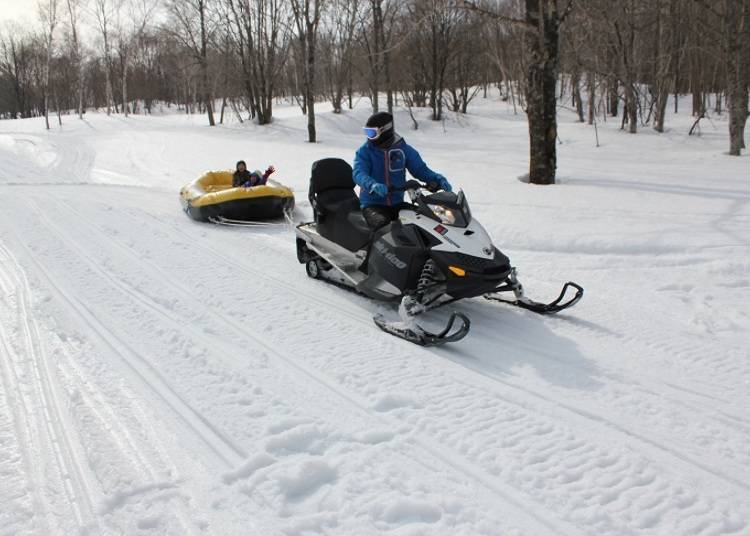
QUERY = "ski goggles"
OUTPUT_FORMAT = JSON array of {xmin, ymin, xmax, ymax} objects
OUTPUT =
[{"xmin": 363, "ymin": 121, "xmax": 392, "ymax": 140}]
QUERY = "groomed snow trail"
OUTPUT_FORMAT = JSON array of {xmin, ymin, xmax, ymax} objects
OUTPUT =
[{"xmin": 1, "ymin": 99, "xmax": 748, "ymax": 535}]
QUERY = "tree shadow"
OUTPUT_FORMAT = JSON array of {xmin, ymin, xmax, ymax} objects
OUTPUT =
[
  {"xmin": 562, "ymin": 177, "xmax": 750, "ymax": 201},
  {"xmin": 710, "ymin": 198, "xmax": 750, "ymax": 247}
]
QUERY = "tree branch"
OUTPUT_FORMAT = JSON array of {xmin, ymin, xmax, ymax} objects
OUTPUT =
[
  {"xmin": 457, "ymin": 0, "xmax": 534, "ymax": 30},
  {"xmin": 559, "ymin": 0, "xmax": 575, "ymax": 24}
]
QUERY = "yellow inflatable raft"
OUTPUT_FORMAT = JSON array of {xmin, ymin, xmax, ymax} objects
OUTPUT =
[{"xmin": 180, "ymin": 171, "xmax": 295, "ymax": 222}]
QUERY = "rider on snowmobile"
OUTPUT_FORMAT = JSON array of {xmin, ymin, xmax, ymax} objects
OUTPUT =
[
  {"xmin": 353, "ymin": 112, "xmax": 452, "ymax": 230},
  {"xmin": 232, "ymin": 160, "xmax": 275, "ymax": 188}
]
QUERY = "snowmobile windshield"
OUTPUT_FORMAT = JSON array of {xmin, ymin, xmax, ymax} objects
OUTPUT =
[{"xmin": 423, "ymin": 191, "xmax": 472, "ymax": 228}]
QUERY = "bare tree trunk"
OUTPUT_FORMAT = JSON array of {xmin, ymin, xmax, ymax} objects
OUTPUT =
[
  {"xmin": 654, "ymin": 87, "xmax": 669, "ymax": 132},
  {"xmin": 122, "ymin": 52, "xmax": 129, "ymax": 117},
  {"xmin": 672, "ymin": 0, "xmax": 683, "ymax": 115},
  {"xmin": 626, "ymin": 85, "xmax": 637, "ymax": 133},
  {"xmin": 614, "ymin": 12, "xmax": 638, "ymax": 134},
  {"xmin": 572, "ymin": 70, "xmax": 584, "ymax": 122},
  {"xmin": 726, "ymin": 0, "xmax": 749, "ymax": 155},
  {"xmin": 77, "ymin": 56, "xmax": 85, "ymax": 117},
  {"xmin": 608, "ymin": 77, "xmax": 619, "ymax": 117},
  {"xmin": 93, "ymin": 0, "xmax": 115, "ymax": 115},
  {"xmin": 199, "ymin": 0, "xmax": 215, "ymax": 126},
  {"xmin": 525, "ymin": 0, "xmax": 561, "ymax": 185},
  {"xmin": 40, "ymin": 0, "xmax": 59, "ymax": 130},
  {"xmin": 587, "ymin": 72, "xmax": 595, "ymax": 125},
  {"xmin": 43, "ymin": 52, "xmax": 52, "ymax": 129},
  {"xmin": 65, "ymin": 0, "xmax": 85, "ymax": 117},
  {"xmin": 385, "ymin": 53, "xmax": 393, "ymax": 113},
  {"xmin": 430, "ymin": 23, "xmax": 440, "ymax": 120},
  {"xmin": 105, "ymin": 38, "xmax": 113, "ymax": 112},
  {"xmin": 370, "ymin": 0, "xmax": 384, "ymax": 113},
  {"xmin": 653, "ymin": 0, "xmax": 671, "ymax": 132},
  {"xmin": 347, "ymin": 69, "xmax": 353, "ymax": 109},
  {"xmin": 291, "ymin": 0, "xmax": 323, "ymax": 142},
  {"xmin": 306, "ymin": 28, "xmax": 317, "ymax": 141},
  {"xmin": 55, "ymin": 91, "xmax": 62, "ymax": 126},
  {"xmin": 382, "ymin": 5, "xmax": 392, "ymax": 114}
]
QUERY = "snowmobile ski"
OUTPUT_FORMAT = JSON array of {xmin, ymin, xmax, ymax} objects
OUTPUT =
[
  {"xmin": 373, "ymin": 311, "xmax": 470, "ymax": 347},
  {"xmin": 486, "ymin": 280, "xmax": 583, "ymax": 315}
]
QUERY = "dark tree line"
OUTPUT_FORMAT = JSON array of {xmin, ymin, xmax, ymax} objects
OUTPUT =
[{"xmin": 1, "ymin": 0, "xmax": 748, "ymax": 182}]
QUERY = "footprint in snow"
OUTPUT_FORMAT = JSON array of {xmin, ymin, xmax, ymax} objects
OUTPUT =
[
  {"xmin": 372, "ymin": 393, "xmax": 422, "ymax": 412},
  {"xmin": 265, "ymin": 424, "xmax": 331, "ymax": 456},
  {"xmin": 267, "ymin": 417, "xmax": 314, "ymax": 435},
  {"xmin": 223, "ymin": 453, "xmax": 276, "ymax": 484},
  {"xmin": 356, "ymin": 429, "xmax": 395, "ymax": 445},
  {"xmin": 276, "ymin": 459, "xmax": 337, "ymax": 502},
  {"xmin": 378, "ymin": 498, "xmax": 442, "ymax": 525}
]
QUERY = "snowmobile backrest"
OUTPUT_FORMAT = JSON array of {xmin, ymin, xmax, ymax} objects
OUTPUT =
[
  {"xmin": 310, "ymin": 158, "xmax": 354, "ymax": 193},
  {"xmin": 309, "ymin": 158, "xmax": 357, "ymax": 219}
]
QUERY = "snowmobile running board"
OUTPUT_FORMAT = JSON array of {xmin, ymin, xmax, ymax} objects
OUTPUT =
[
  {"xmin": 374, "ymin": 311, "xmax": 471, "ymax": 347},
  {"xmin": 485, "ymin": 281, "xmax": 584, "ymax": 314}
]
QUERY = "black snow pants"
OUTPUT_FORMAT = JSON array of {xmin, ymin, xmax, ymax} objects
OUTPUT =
[{"xmin": 362, "ymin": 205, "xmax": 399, "ymax": 231}]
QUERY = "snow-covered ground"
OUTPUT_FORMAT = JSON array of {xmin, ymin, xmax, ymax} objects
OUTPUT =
[{"xmin": 0, "ymin": 95, "xmax": 748, "ymax": 536}]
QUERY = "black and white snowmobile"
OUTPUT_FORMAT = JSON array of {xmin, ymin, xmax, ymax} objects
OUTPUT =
[{"xmin": 295, "ymin": 158, "xmax": 583, "ymax": 346}]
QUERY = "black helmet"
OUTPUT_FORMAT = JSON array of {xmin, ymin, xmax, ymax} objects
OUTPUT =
[
  {"xmin": 236, "ymin": 160, "xmax": 247, "ymax": 170},
  {"xmin": 364, "ymin": 112, "xmax": 395, "ymax": 146}
]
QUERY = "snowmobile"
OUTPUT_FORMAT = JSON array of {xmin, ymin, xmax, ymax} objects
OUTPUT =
[{"xmin": 295, "ymin": 158, "xmax": 583, "ymax": 346}]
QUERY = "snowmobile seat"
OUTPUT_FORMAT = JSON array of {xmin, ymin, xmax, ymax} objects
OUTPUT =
[
  {"xmin": 309, "ymin": 158, "xmax": 371, "ymax": 252},
  {"xmin": 316, "ymin": 189, "xmax": 359, "ymax": 215},
  {"xmin": 347, "ymin": 211, "xmax": 371, "ymax": 238}
]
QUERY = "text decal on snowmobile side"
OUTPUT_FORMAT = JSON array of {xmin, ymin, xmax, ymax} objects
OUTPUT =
[{"xmin": 374, "ymin": 240, "xmax": 407, "ymax": 270}]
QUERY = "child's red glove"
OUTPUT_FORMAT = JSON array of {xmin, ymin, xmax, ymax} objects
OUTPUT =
[{"xmin": 263, "ymin": 165, "xmax": 276, "ymax": 180}]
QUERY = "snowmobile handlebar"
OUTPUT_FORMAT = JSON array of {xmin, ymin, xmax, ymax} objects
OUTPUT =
[{"xmin": 391, "ymin": 180, "xmax": 431, "ymax": 193}]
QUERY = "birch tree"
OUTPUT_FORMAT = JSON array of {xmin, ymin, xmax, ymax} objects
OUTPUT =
[
  {"xmin": 117, "ymin": 0, "xmax": 157, "ymax": 116},
  {"xmin": 290, "ymin": 0, "xmax": 325, "ymax": 142},
  {"xmin": 320, "ymin": 0, "xmax": 359, "ymax": 113},
  {"xmin": 39, "ymin": 0, "xmax": 59, "ymax": 129},
  {"xmin": 225, "ymin": 0, "xmax": 291, "ymax": 125},
  {"xmin": 360, "ymin": 0, "xmax": 397, "ymax": 113},
  {"xmin": 66, "ymin": 0, "xmax": 85, "ymax": 118},
  {"xmin": 91, "ymin": 0, "xmax": 117, "ymax": 114},
  {"xmin": 167, "ymin": 0, "xmax": 217, "ymax": 126},
  {"xmin": 0, "ymin": 25, "xmax": 35, "ymax": 118}
]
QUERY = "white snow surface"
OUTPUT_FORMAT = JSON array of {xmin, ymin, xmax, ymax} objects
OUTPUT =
[{"xmin": 0, "ymin": 96, "xmax": 749, "ymax": 536}]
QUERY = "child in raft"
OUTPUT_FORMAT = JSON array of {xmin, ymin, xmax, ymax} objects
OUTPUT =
[{"xmin": 232, "ymin": 160, "xmax": 275, "ymax": 188}]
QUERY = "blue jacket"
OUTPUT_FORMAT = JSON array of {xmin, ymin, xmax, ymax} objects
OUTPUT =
[{"xmin": 353, "ymin": 137, "xmax": 442, "ymax": 207}]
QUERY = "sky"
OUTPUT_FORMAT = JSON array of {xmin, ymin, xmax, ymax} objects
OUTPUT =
[
  {"xmin": 0, "ymin": 0, "xmax": 168, "ymax": 36},
  {"xmin": 0, "ymin": 0, "xmax": 37, "ymax": 26}
]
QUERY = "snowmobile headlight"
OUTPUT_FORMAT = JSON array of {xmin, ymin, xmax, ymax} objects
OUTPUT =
[
  {"xmin": 431, "ymin": 205, "xmax": 457, "ymax": 226},
  {"xmin": 449, "ymin": 266, "xmax": 466, "ymax": 277}
]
